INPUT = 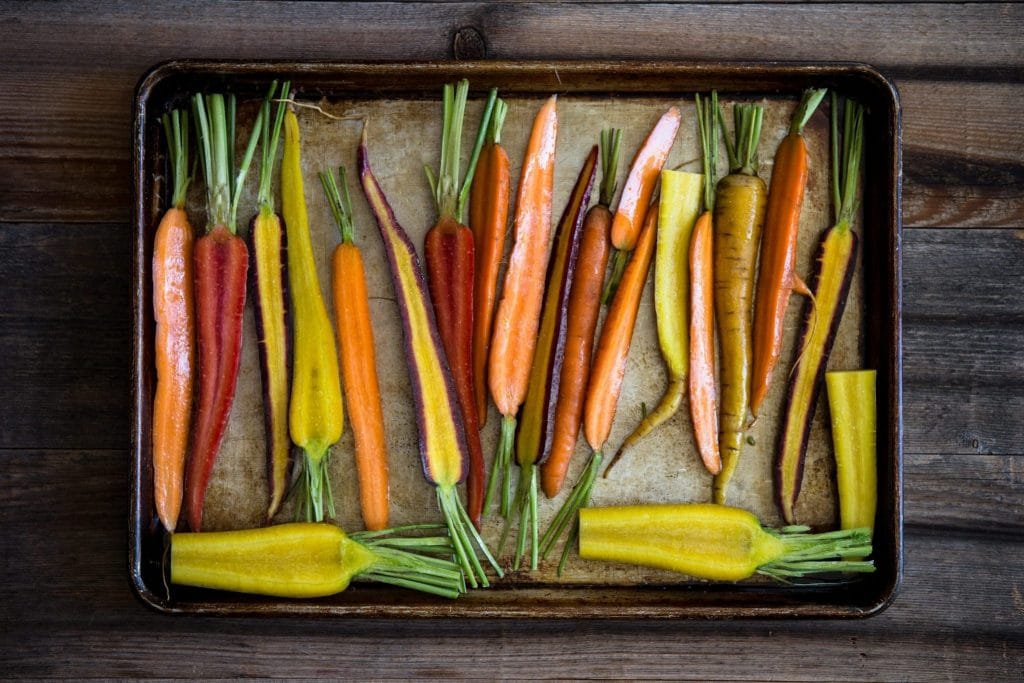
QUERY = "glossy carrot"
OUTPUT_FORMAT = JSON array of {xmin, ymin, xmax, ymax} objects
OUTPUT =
[
  {"xmin": 185, "ymin": 93, "xmax": 263, "ymax": 531},
  {"xmin": 282, "ymin": 109, "xmax": 345, "ymax": 523},
  {"xmin": 750, "ymin": 89, "xmax": 827, "ymax": 418},
  {"xmin": 248, "ymin": 80, "xmax": 293, "ymax": 521},
  {"xmin": 604, "ymin": 168, "xmax": 702, "ymax": 476},
  {"xmin": 152, "ymin": 109, "xmax": 194, "ymax": 533},
  {"xmin": 485, "ymin": 96, "xmax": 558, "ymax": 519},
  {"xmin": 359, "ymin": 128, "xmax": 502, "ymax": 587},
  {"xmin": 776, "ymin": 96, "xmax": 864, "ymax": 524},
  {"xmin": 321, "ymin": 166, "xmax": 390, "ymax": 531},
  {"xmin": 603, "ymin": 106, "xmax": 680, "ymax": 302},
  {"xmin": 712, "ymin": 101, "xmax": 766, "ymax": 505},
  {"xmin": 424, "ymin": 82, "xmax": 496, "ymax": 529},
  {"xmin": 469, "ymin": 98, "xmax": 510, "ymax": 426},
  {"xmin": 540, "ymin": 130, "xmax": 620, "ymax": 499},
  {"xmin": 506, "ymin": 146, "xmax": 597, "ymax": 569},
  {"xmin": 688, "ymin": 92, "xmax": 722, "ymax": 476},
  {"xmin": 541, "ymin": 201, "xmax": 658, "ymax": 572}
]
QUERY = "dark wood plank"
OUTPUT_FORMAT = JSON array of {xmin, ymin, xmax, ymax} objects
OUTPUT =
[
  {"xmin": 1, "ymin": 449, "xmax": 1021, "ymax": 680},
  {"xmin": 0, "ymin": 223, "xmax": 130, "ymax": 450},
  {"xmin": 0, "ymin": 3, "xmax": 1022, "ymax": 224},
  {"xmin": 905, "ymin": 453, "xmax": 1023, "ymax": 533}
]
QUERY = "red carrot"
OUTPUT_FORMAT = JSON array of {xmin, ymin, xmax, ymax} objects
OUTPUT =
[{"xmin": 184, "ymin": 93, "xmax": 263, "ymax": 531}]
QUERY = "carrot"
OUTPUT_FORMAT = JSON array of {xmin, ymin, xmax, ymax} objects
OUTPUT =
[
  {"xmin": 711, "ymin": 100, "xmax": 766, "ymax": 505},
  {"xmin": 776, "ymin": 96, "xmax": 865, "ymax": 524},
  {"xmin": 826, "ymin": 370, "xmax": 877, "ymax": 534},
  {"xmin": 424, "ymin": 82, "xmax": 497, "ymax": 529},
  {"xmin": 506, "ymin": 147, "xmax": 597, "ymax": 569},
  {"xmin": 750, "ymin": 89, "xmax": 827, "ymax": 418},
  {"xmin": 541, "ymin": 201, "xmax": 658, "ymax": 572},
  {"xmin": 539, "ymin": 130, "xmax": 620, "ymax": 499},
  {"xmin": 247, "ymin": 80, "xmax": 293, "ymax": 522},
  {"xmin": 579, "ymin": 504, "xmax": 874, "ymax": 582},
  {"xmin": 171, "ymin": 523, "xmax": 466, "ymax": 599},
  {"xmin": 184, "ymin": 93, "xmax": 263, "ymax": 531},
  {"xmin": 485, "ymin": 96, "xmax": 558, "ymax": 519},
  {"xmin": 320, "ymin": 166, "xmax": 390, "ymax": 531},
  {"xmin": 688, "ymin": 92, "xmax": 722, "ymax": 476},
  {"xmin": 359, "ymin": 128, "xmax": 502, "ymax": 588},
  {"xmin": 152, "ymin": 108, "xmax": 194, "ymax": 533},
  {"xmin": 602, "ymin": 106, "xmax": 680, "ymax": 303},
  {"xmin": 282, "ymin": 109, "xmax": 346, "ymax": 523},
  {"xmin": 469, "ymin": 98, "xmax": 510, "ymax": 426},
  {"xmin": 603, "ymin": 167, "xmax": 702, "ymax": 476}
]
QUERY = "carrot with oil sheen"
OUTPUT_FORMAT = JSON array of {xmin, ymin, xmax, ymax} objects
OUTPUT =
[
  {"xmin": 247, "ymin": 80, "xmax": 293, "ymax": 521},
  {"xmin": 776, "ymin": 95, "xmax": 865, "ymax": 525},
  {"xmin": 750, "ymin": 88, "xmax": 827, "ymax": 418},
  {"xmin": 541, "ymin": 201, "xmax": 658, "ymax": 573},
  {"xmin": 540, "ymin": 130, "xmax": 620, "ymax": 499},
  {"xmin": 505, "ymin": 146, "xmax": 597, "ymax": 570},
  {"xmin": 424, "ymin": 82, "xmax": 497, "ymax": 529},
  {"xmin": 485, "ymin": 96, "xmax": 558, "ymax": 519},
  {"xmin": 712, "ymin": 100, "xmax": 766, "ymax": 505},
  {"xmin": 152, "ymin": 108, "xmax": 194, "ymax": 533},
  {"xmin": 321, "ymin": 166, "xmax": 390, "ymax": 531},
  {"xmin": 359, "ymin": 128, "xmax": 502, "ymax": 588},
  {"xmin": 184, "ymin": 93, "xmax": 263, "ymax": 532}
]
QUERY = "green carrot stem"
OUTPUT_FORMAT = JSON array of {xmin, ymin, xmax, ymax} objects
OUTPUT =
[
  {"xmin": 429, "ymin": 80, "xmax": 469, "ymax": 220},
  {"xmin": 695, "ymin": 92, "xmax": 719, "ymax": 212},
  {"xmin": 487, "ymin": 97, "xmax": 508, "ymax": 146},
  {"xmin": 719, "ymin": 101, "xmax": 764, "ymax": 176},
  {"xmin": 456, "ymin": 87, "xmax": 498, "ymax": 222},
  {"xmin": 436, "ymin": 485, "xmax": 503, "ymax": 588},
  {"xmin": 161, "ymin": 109, "xmax": 190, "ymax": 209},
  {"xmin": 835, "ymin": 98, "xmax": 865, "ymax": 227},
  {"xmin": 598, "ymin": 128, "xmax": 623, "ymax": 207},
  {"xmin": 790, "ymin": 88, "xmax": 827, "ymax": 136},
  {"xmin": 539, "ymin": 450, "xmax": 603, "ymax": 572},
  {"xmin": 319, "ymin": 166, "xmax": 357, "ymax": 244},
  {"xmin": 257, "ymin": 80, "xmax": 291, "ymax": 212},
  {"xmin": 295, "ymin": 448, "xmax": 334, "ymax": 522},
  {"xmin": 601, "ymin": 249, "xmax": 628, "ymax": 304},
  {"xmin": 483, "ymin": 415, "xmax": 517, "ymax": 517},
  {"xmin": 757, "ymin": 526, "xmax": 875, "ymax": 580}
]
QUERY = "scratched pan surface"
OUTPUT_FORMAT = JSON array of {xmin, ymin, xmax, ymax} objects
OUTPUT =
[{"xmin": 131, "ymin": 61, "xmax": 902, "ymax": 618}]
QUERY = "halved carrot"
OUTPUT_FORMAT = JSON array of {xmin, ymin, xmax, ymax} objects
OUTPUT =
[
  {"xmin": 750, "ymin": 89, "xmax": 826, "ymax": 418},
  {"xmin": 152, "ymin": 109, "xmax": 193, "ymax": 533},
  {"xmin": 484, "ymin": 96, "xmax": 558, "ymax": 518},
  {"xmin": 602, "ymin": 107, "xmax": 680, "ymax": 302},
  {"xmin": 541, "ymin": 200, "xmax": 658, "ymax": 572},
  {"xmin": 321, "ymin": 166, "xmax": 390, "ymax": 531}
]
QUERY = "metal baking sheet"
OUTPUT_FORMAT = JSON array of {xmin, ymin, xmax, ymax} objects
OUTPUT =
[{"xmin": 131, "ymin": 61, "xmax": 902, "ymax": 618}]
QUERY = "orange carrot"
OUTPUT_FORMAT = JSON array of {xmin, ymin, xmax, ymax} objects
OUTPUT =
[
  {"xmin": 540, "ymin": 129, "xmax": 620, "ymax": 498},
  {"xmin": 602, "ymin": 106, "xmax": 680, "ymax": 302},
  {"xmin": 469, "ymin": 98, "xmax": 510, "ymax": 426},
  {"xmin": 688, "ymin": 92, "xmax": 722, "ymax": 475},
  {"xmin": 485, "ymin": 96, "xmax": 558, "ymax": 518},
  {"xmin": 750, "ymin": 89, "xmax": 826, "ymax": 418},
  {"xmin": 151, "ymin": 110, "xmax": 194, "ymax": 533},
  {"xmin": 541, "ymin": 200, "xmax": 658, "ymax": 572},
  {"xmin": 321, "ymin": 167, "xmax": 390, "ymax": 531}
]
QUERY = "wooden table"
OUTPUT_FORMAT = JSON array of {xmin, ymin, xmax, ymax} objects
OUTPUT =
[{"xmin": 2, "ymin": 2, "xmax": 1021, "ymax": 679}]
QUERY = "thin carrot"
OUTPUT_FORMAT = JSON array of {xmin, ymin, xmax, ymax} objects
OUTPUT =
[
  {"xmin": 185, "ymin": 93, "xmax": 263, "ymax": 531},
  {"xmin": 750, "ymin": 89, "xmax": 827, "ymax": 418},
  {"xmin": 321, "ymin": 166, "xmax": 390, "ymax": 531},
  {"xmin": 602, "ymin": 106, "xmax": 680, "ymax": 302},
  {"xmin": 688, "ymin": 92, "xmax": 722, "ymax": 476},
  {"xmin": 485, "ymin": 96, "xmax": 558, "ymax": 518},
  {"xmin": 152, "ymin": 108, "xmax": 194, "ymax": 533},
  {"xmin": 469, "ymin": 98, "xmax": 510, "ymax": 426},
  {"xmin": 712, "ymin": 100, "xmax": 766, "ymax": 505},
  {"xmin": 541, "ymin": 201, "xmax": 658, "ymax": 572},
  {"xmin": 423, "ymin": 82, "xmax": 497, "ymax": 529},
  {"xmin": 540, "ymin": 129, "xmax": 620, "ymax": 499}
]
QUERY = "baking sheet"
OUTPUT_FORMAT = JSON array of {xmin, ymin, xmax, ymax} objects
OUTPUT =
[{"xmin": 131, "ymin": 61, "xmax": 901, "ymax": 617}]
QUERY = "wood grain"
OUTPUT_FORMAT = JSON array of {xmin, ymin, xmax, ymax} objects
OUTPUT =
[
  {"xmin": 2, "ymin": 449, "xmax": 1021, "ymax": 679},
  {"xmin": 1, "ymin": 3, "xmax": 1022, "ymax": 225}
]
